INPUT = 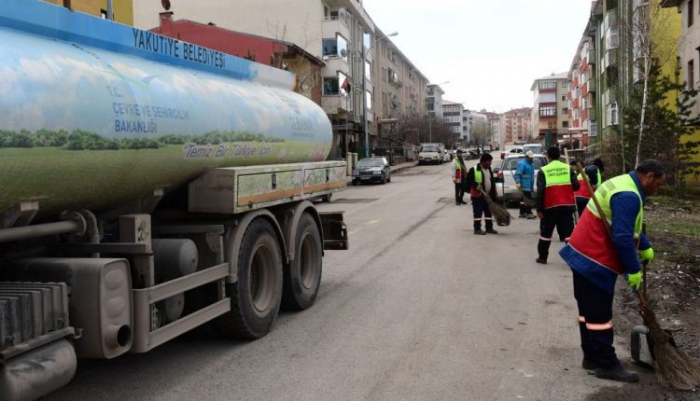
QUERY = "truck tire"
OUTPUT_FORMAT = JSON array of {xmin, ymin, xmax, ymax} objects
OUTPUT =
[
  {"xmin": 216, "ymin": 219, "xmax": 283, "ymax": 339},
  {"xmin": 282, "ymin": 213, "xmax": 322, "ymax": 310}
]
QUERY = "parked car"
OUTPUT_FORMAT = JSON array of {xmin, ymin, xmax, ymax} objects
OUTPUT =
[
  {"xmin": 499, "ymin": 145, "xmax": 524, "ymax": 160},
  {"xmin": 352, "ymin": 157, "xmax": 391, "ymax": 185},
  {"xmin": 494, "ymin": 153, "xmax": 548, "ymax": 205}
]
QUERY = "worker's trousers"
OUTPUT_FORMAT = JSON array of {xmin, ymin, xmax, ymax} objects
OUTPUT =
[
  {"xmin": 572, "ymin": 270, "xmax": 620, "ymax": 368},
  {"xmin": 537, "ymin": 207, "xmax": 575, "ymax": 261},
  {"xmin": 471, "ymin": 197, "xmax": 493, "ymax": 230},
  {"xmin": 575, "ymin": 196, "xmax": 589, "ymax": 217}
]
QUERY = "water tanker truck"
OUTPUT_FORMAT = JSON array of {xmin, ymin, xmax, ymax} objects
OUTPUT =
[{"xmin": 0, "ymin": 1, "xmax": 349, "ymax": 399}]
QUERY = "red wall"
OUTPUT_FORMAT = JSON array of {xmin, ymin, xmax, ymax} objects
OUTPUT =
[{"xmin": 152, "ymin": 19, "xmax": 288, "ymax": 67}]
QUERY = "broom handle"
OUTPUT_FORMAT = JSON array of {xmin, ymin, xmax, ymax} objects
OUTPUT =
[{"xmin": 576, "ymin": 163, "xmax": 649, "ymax": 307}]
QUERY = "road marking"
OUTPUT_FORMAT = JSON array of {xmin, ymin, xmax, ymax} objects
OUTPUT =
[{"xmin": 366, "ymin": 220, "xmax": 379, "ymax": 225}]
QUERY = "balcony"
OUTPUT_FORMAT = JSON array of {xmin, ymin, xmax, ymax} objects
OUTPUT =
[
  {"xmin": 322, "ymin": 18, "xmax": 351, "ymax": 45},
  {"xmin": 322, "ymin": 56, "xmax": 350, "ymax": 78},
  {"xmin": 322, "ymin": 94, "xmax": 351, "ymax": 116},
  {"xmin": 588, "ymin": 77, "xmax": 597, "ymax": 92}
]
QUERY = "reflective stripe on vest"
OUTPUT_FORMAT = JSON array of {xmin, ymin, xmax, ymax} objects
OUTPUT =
[
  {"xmin": 569, "ymin": 174, "xmax": 643, "ymax": 275},
  {"xmin": 541, "ymin": 160, "xmax": 575, "ymax": 208}
]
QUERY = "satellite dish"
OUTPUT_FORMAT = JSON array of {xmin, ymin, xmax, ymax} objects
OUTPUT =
[
  {"xmin": 340, "ymin": 48, "xmax": 347, "ymax": 57},
  {"xmin": 162, "ymin": 0, "xmax": 171, "ymax": 11}
]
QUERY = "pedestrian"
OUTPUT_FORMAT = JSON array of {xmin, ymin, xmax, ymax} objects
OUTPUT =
[
  {"xmin": 559, "ymin": 160, "xmax": 665, "ymax": 383},
  {"xmin": 573, "ymin": 158, "xmax": 605, "ymax": 217},
  {"xmin": 467, "ymin": 153, "xmax": 498, "ymax": 235},
  {"xmin": 535, "ymin": 147, "xmax": 579, "ymax": 264},
  {"xmin": 453, "ymin": 149, "xmax": 467, "ymax": 205},
  {"xmin": 514, "ymin": 150, "xmax": 536, "ymax": 219}
]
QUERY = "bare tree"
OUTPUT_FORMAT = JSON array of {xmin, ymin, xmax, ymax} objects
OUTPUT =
[{"xmin": 470, "ymin": 122, "xmax": 490, "ymax": 149}]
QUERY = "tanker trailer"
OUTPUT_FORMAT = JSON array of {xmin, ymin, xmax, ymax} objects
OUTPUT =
[{"xmin": 0, "ymin": 1, "xmax": 348, "ymax": 400}]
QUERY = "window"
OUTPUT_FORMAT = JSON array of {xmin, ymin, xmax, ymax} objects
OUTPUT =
[
  {"xmin": 562, "ymin": 108, "xmax": 569, "ymax": 114},
  {"xmin": 539, "ymin": 106, "xmax": 556, "ymax": 116},
  {"xmin": 689, "ymin": 0, "xmax": 694, "ymax": 27},
  {"xmin": 322, "ymin": 72, "xmax": 350, "ymax": 96},
  {"xmin": 539, "ymin": 81, "xmax": 556, "ymax": 90},
  {"xmin": 608, "ymin": 102, "xmax": 618, "ymax": 125},
  {"xmin": 321, "ymin": 35, "xmax": 348, "ymax": 61},
  {"xmin": 562, "ymin": 95, "xmax": 567, "ymax": 101},
  {"xmin": 563, "ymin": 121, "xmax": 570, "ymax": 128},
  {"xmin": 365, "ymin": 61, "xmax": 371, "ymax": 80},
  {"xmin": 366, "ymin": 90, "xmax": 372, "ymax": 110},
  {"xmin": 562, "ymin": 81, "xmax": 570, "ymax": 88},
  {"xmin": 689, "ymin": 59, "xmax": 695, "ymax": 90}
]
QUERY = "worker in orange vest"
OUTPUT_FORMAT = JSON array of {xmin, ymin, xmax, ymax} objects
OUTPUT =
[
  {"xmin": 574, "ymin": 158, "xmax": 605, "ymax": 217},
  {"xmin": 535, "ymin": 147, "xmax": 579, "ymax": 264},
  {"xmin": 453, "ymin": 149, "xmax": 467, "ymax": 205}
]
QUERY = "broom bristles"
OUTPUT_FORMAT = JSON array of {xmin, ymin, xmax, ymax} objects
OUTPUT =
[
  {"xmin": 639, "ymin": 295, "xmax": 700, "ymax": 390},
  {"xmin": 481, "ymin": 191, "xmax": 511, "ymax": 226}
]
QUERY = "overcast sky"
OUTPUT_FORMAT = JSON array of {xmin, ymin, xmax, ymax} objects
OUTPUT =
[{"xmin": 363, "ymin": 0, "xmax": 595, "ymax": 114}]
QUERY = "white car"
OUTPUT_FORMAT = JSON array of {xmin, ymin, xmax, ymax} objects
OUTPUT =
[{"xmin": 494, "ymin": 154, "xmax": 548, "ymax": 206}]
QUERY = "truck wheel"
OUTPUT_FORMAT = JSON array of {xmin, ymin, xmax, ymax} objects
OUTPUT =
[
  {"xmin": 282, "ymin": 213, "xmax": 322, "ymax": 310},
  {"xmin": 216, "ymin": 219, "xmax": 283, "ymax": 339}
]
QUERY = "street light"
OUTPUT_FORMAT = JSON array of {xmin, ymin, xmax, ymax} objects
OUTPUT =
[
  {"xmin": 428, "ymin": 81, "xmax": 449, "ymax": 143},
  {"xmin": 363, "ymin": 31, "xmax": 398, "ymax": 158}
]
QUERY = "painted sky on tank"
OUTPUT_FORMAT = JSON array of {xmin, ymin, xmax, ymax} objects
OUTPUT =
[{"xmin": 0, "ymin": 27, "xmax": 330, "ymax": 142}]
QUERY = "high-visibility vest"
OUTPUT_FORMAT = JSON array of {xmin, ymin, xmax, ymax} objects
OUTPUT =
[
  {"xmin": 454, "ymin": 158, "xmax": 463, "ymax": 181},
  {"xmin": 541, "ymin": 160, "xmax": 575, "ymax": 208},
  {"xmin": 470, "ymin": 166, "xmax": 484, "ymax": 197},
  {"xmin": 568, "ymin": 174, "xmax": 643, "ymax": 275},
  {"xmin": 574, "ymin": 166, "xmax": 602, "ymax": 199}
]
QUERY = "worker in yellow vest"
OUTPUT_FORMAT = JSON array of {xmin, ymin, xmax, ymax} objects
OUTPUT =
[
  {"xmin": 467, "ymin": 153, "xmax": 498, "ymax": 235},
  {"xmin": 559, "ymin": 160, "xmax": 665, "ymax": 382},
  {"xmin": 535, "ymin": 147, "xmax": 579, "ymax": 264}
]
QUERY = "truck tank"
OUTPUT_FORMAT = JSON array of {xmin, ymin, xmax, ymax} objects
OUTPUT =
[{"xmin": 0, "ymin": 0, "xmax": 332, "ymax": 218}]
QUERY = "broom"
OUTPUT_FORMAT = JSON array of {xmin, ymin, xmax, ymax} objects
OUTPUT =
[
  {"xmin": 480, "ymin": 188, "xmax": 511, "ymax": 226},
  {"xmin": 576, "ymin": 163, "xmax": 700, "ymax": 390}
]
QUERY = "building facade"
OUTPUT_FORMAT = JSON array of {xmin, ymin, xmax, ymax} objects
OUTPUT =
[
  {"xmin": 442, "ymin": 101, "xmax": 465, "ymax": 139},
  {"xmin": 531, "ymin": 73, "xmax": 571, "ymax": 148},
  {"xmin": 503, "ymin": 107, "xmax": 532, "ymax": 145}
]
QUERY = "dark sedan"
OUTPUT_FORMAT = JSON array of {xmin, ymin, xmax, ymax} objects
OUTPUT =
[{"xmin": 352, "ymin": 157, "xmax": 391, "ymax": 185}]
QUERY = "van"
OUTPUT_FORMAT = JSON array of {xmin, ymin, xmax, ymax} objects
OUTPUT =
[{"xmin": 418, "ymin": 143, "xmax": 446, "ymax": 165}]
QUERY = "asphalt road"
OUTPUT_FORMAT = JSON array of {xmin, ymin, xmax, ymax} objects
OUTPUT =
[{"xmin": 45, "ymin": 161, "xmax": 659, "ymax": 401}]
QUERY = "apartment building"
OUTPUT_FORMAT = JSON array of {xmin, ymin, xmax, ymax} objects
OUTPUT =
[
  {"xmin": 531, "ymin": 73, "xmax": 571, "ymax": 148},
  {"xmin": 374, "ymin": 28, "xmax": 429, "ymax": 147},
  {"xmin": 463, "ymin": 110, "xmax": 488, "ymax": 146},
  {"xmin": 441, "ymin": 101, "xmax": 465, "ymax": 139},
  {"xmin": 661, "ymin": 0, "xmax": 700, "ymax": 175},
  {"xmin": 479, "ymin": 111, "xmax": 505, "ymax": 149},
  {"xmin": 568, "ymin": 36, "xmax": 596, "ymax": 148},
  {"xmin": 503, "ymin": 108, "xmax": 532, "ymax": 146}
]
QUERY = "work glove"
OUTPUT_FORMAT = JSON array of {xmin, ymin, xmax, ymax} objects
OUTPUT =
[
  {"xmin": 640, "ymin": 247, "xmax": 654, "ymax": 262},
  {"xmin": 515, "ymin": 183, "xmax": 522, "ymax": 191},
  {"xmin": 625, "ymin": 271, "xmax": 643, "ymax": 292},
  {"xmin": 476, "ymin": 184, "xmax": 482, "ymax": 192}
]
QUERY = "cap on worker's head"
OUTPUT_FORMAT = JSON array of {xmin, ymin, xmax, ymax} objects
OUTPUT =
[
  {"xmin": 525, "ymin": 150, "xmax": 534, "ymax": 158},
  {"xmin": 456, "ymin": 149, "xmax": 463, "ymax": 154}
]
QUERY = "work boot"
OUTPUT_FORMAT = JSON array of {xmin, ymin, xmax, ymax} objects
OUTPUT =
[
  {"xmin": 485, "ymin": 228, "xmax": 498, "ymax": 234},
  {"xmin": 536, "ymin": 258, "xmax": 547, "ymax": 265},
  {"xmin": 474, "ymin": 229, "xmax": 486, "ymax": 235},
  {"xmin": 519, "ymin": 213, "xmax": 527, "ymax": 218},
  {"xmin": 594, "ymin": 365, "xmax": 639, "ymax": 383},
  {"xmin": 582, "ymin": 358, "xmax": 597, "ymax": 370},
  {"xmin": 526, "ymin": 213, "xmax": 536, "ymax": 219}
]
